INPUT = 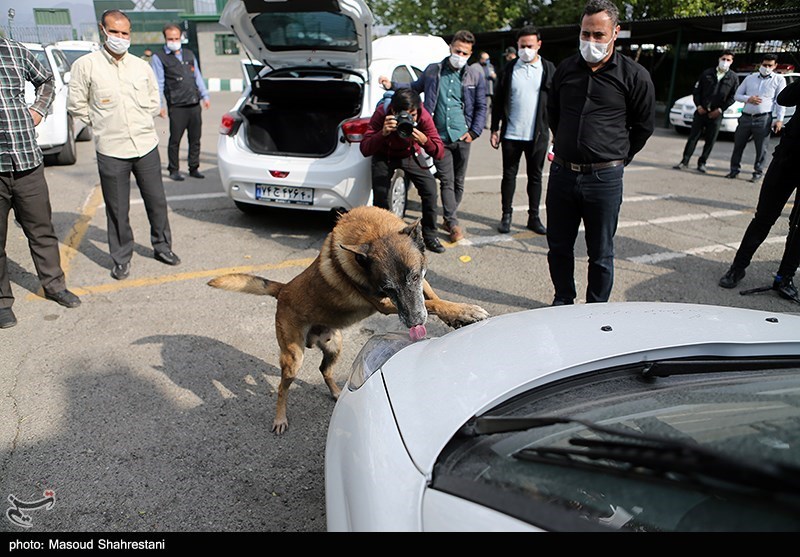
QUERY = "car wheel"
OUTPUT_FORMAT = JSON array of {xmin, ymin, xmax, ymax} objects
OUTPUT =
[
  {"xmin": 76, "ymin": 125, "xmax": 92, "ymax": 142},
  {"xmin": 674, "ymin": 126, "xmax": 690, "ymax": 136},
  {"xmin": 387, "ymin": 169, "xmax": 408, "ymax": 218},
  {"xmin": 55, "ymin": 116, "xmax": 77, "ymax": 165},
  {"xmin": 234, "ymin": 200, "xmax": 262, "ymax": 214}
]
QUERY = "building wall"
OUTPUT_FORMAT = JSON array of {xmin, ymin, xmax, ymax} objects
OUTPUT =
[{"xmin": 196, "ymin": 21, "xmax": 244, "ymax": 82}]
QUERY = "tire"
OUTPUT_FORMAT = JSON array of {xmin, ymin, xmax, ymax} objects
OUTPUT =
[
  {"xmin": 387, "ymin": 169, "xmax": 408, "ymax": 218},
  {"xmin": 76, "ymin": 125, "xmax": 92, "ymax": 142},
  {"xmin": 234, "ymin": 200, "xmax": 262, "ymax": 214},
  {"xmin": 55, "ymin": 116, "xmax": 77, "ymax": 165},
  {"xmin": 674, "ymin": 126, "xmax": 690, "ymax": 136}
]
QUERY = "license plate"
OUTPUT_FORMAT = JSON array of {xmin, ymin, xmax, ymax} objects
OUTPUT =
[{"xmin": 255, "ymin": 184, "xmax": 314, "ymax": 205}]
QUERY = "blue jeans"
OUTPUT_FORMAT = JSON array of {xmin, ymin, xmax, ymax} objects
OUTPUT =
[{"xmin": 546, "ymin": 162, "xmax": 624, "ymax": 303}]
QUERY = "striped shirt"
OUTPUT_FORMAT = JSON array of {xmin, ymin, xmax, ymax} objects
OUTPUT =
[{"xmin": 0, "ymin": 38, "xmax": 55, "ymax": 172}]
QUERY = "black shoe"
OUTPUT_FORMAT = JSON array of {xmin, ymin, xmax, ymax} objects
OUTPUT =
[
  {"xmin": 551, "ymin": 297, "xmax": 574, "ymax": 306},
  {"xmin": 697, "ymin": 163, "xmax": 707, "ymax": 173},
  {"xmin": 773, "ymin": 276, "xmax": 799, "ymax": 301},
  {"xmin": 527, "ymin": 216, "xmax": 546, "ymax": 235},
  {"xmin": 673, "ymin": 162, "xmax": 688, "ymax": 170},
  {"xmin": 497, "ymin": 213, "xmax": 512, "ymax": 234},
  {"xmin": 0, "ymin": 307, "xmax": 17, "ymax": 329},
  {"xmin": 155, "ymin": 250, "xmax": 181, "ymax": 266},
  {"xmin": 189, "ymin": 169, "xmax": 205, "ymax": 179},
  {"xmin": 169, "ymin": 171, "xmax": 185, "ymax": 181},
  {"xmin": 719, "ymin": 266, "xmax": 745, "ymax": 289},
  {"xmin": 111, "ymin": 262, "xmax": 131, "ymax": 280},
  {"xmin": 44, "ymin": 289, "xmax": 81, "ymax": 308},
  {"xmin": 750, "ymin": 173, "xmax": 763, "ymax": 183},
  {"xmin": 424, "ymin": 237, "xmax": 445, "ymax": 254},
  {"xmin": 724, "ymin": 171, "xmax": 739, "ymax": 179}
]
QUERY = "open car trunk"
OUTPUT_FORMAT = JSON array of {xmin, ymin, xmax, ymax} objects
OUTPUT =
[{"xmin": 240, "ymin": 75, "xmax": 363, "ymax": 157}]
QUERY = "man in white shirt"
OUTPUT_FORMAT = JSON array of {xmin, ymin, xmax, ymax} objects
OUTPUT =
[
  {"xmin": 68, "ymin": 9, "xmax": 180, "ymax": 281},
  {"xmin": 725, "ymin": 53, "xmax": 787, "ymax": 183}
]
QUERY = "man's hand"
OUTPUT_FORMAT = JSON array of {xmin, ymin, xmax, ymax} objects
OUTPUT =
[
  {"xmin": 411, "ymin": 128, "xmax": 428, "ymax": 146},
  {"xmin": 459, "ymin": 132, "xmax": 473, "ymax": 143},
  {"xmin": 382, "ymin": 114, "xmax": 397, "ymax": 136},
  {"xmin": 378, "ymin": 76, "xmax": 392, "ymax": 90},
  {"xmin": 159, "ymin": 107, "xmax": 167, "ymax": 119},
  {"xmin": 747, "ymin": 95, "xmax": 763, "ymax": 105},
  {"xmin": 202, "ymin": 99, "xmax": 211, "ymax": 110},
  {"xmin": 773, "ymin": 120, "xmax": 783, "ymax": 134},
  {"xmin": 696, "ymin": 106, "xmax": 707, "ymax": 115},
  {"xmin": 28, "ymin": 108, "xmax": 43, "ymax": 127},
  {"xmin": 708, "ymin": 108, "xmax": 722, "ymax": 119},
  {"xmin": 490, "ymin": 131, "xmax": 500, "ymax": 149}
]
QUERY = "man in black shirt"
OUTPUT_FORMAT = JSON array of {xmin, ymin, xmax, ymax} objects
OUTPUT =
[
  {"xmin": 546, "ymin": 0, "xmax": 655, "ymax": 306},
  {"xmin": 673, "ymin": 50, "xmax": 739, "ymax": 173},
  {"xmin": 718, "ymin": 77, "xmax": 800, "ymax": 302}
]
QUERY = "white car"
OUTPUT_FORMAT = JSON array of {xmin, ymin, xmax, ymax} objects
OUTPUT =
[
  {"xmin": 53, "ymin": 39, "xmax": 100, "ymax": 68},
  {"xmin": 670, "ymin": 72, "xmax": 798, "ymax": 135},
  {"xmin": 23, "ymin": 42, "xmax": 90, "ymax": 165},
  {"xmin": 217, "ymin": 0, "xmax": 449, "ymax": 218},
  {"xmin": 326, "ymin": 302, "xmax": 800, "ymax": 532}
]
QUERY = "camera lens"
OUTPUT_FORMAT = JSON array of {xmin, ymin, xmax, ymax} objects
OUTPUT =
[{"xmin": 395, "ymin": 111, "xmax": 415, "ymax": 138}]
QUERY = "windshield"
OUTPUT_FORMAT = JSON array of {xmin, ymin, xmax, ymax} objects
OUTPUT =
[
  {"xmin": 252, "ymin": 11, "xmax": 358, "ymax": 52},
  {"xmin": 433, "ymin": 365, "xmax": 800, "ymax": 532},
  {"xmin": 60, "ymin": 49, "xmax": 93, "ymax": 67}
]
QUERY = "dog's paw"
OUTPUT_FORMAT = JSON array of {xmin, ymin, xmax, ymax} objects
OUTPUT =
[
  {"xmin": 439, "ymin": 303, "xmax": 490, "ymax": 329},
  {"xmin": 272, "ymin": 418, "xmax": 289, "ymax": 435}
]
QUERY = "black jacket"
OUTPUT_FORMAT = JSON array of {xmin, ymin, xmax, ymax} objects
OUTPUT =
[
  {"xmin": 154, "ymin": 48, "xmax": 200, "ymax": 107},
  {"xmin": 491, "ymin": 56, "xmax": 555, "ymax": 148},
  {"xmin": 692, "ymin": 67, "xmax": 739, "ymax": 112}
]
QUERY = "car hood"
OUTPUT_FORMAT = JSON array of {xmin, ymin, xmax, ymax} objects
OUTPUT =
[
  {"xmin": 220, "ymin": 0, "xmax": 373, "ymax": 72},
  {"xmin": 379, "ymin": 302, "xmax": 800, "ymax": 475}
]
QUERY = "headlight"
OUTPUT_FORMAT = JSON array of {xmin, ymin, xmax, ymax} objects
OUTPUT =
[{"xmin": 347, "ymin": 332, "xmax": 414, "ymax": 391}]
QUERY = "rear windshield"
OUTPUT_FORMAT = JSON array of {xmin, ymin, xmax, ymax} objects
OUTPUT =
[{"xmin": 252, "ymin": 12, "xmax": 358, "ymax": 52}]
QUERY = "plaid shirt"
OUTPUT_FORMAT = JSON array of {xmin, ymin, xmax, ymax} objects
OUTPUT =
[{"xmin": 0, "ymin": 38, "xmax": 55, "ymax": 172}]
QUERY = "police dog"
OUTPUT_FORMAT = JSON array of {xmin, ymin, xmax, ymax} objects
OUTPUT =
[{"xmin": 208, "ymin": 206, "xmax": 489, "ymax": 434}]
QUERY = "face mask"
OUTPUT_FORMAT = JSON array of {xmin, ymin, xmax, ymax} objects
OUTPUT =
[
  {"xmin": 166, "ymin": 41, "xmax": 182, "ymax": 52},
  {"xmin": 718, "ymin": 59, "xmax": 732, "ymax": 71},
  {"xmin": 759, "ymin": 65, "xmax": 773, "ymax": 77},
  {"xmin": 449, "ymin": 52, "xmax": 468, "ymax": 70},
  {"xmin": 579, "ymin": 38, "xmax": 612, "ymax": 64},
  {"xmin": 518, "ymin": 47, "xmax": 537, "ymax": 63},
  {"xmin": 103, "ymin": 29, "xmax": 130, "ymax": 55}
]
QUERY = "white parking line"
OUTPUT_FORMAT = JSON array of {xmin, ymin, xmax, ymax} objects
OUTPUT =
[
  {"xmin": 101, "ymin": 192, "xmax": 227, "ymax": 208},
  {"xmin": 627, "ymin": 236, "xmax": 787, "ymax": 265},
  {"xmin": 465, "ymin": 164, "xmax": 659, "ymax": 183}
]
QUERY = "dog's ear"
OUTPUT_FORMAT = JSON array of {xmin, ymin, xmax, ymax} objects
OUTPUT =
[
  {"xmin": 340, "ymin": 243, "xmax": 371, "ymax": 269},
  {"xmin": 400, "ymin": 219, "xmax": 425, "ymax": 252}
]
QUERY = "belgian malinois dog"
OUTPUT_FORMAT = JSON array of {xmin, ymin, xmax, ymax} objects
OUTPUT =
[{"xmin": 208, "ymin": 206, "xmax": 489, "ymax": 434}]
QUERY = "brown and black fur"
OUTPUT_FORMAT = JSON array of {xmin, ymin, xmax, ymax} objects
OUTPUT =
[{"xmin": 208, "ymin": 206, "xmax": 489, "ymax": 434}]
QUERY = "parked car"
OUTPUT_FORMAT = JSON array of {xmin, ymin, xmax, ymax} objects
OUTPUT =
[
  {"xmin": 53, "ymin": 39, "xmax": 100, "ymax": 67},
  {"xmin": 217, "ymin": 0, "xmax": 449, "ymax": 218},
  {"xmin": 326, "ymin": 302, "xmax": 800, "ymax": 532},
  {"xmin": 670, "ymin": 71, "xmax": 798, "ymax": 135},
  {"xmin": 23, "ymin": 42, "xmax": 90, "ymax": 165}
]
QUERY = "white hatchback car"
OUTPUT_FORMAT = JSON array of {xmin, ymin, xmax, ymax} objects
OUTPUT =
[
  {"xmin": 23, "ymin": 42, "xmax": 90, "ymax": 165},
  {"xmin": 53, "ymin": 39, "xmax": 101, "ymax": 68},
  {"xmin": 326, "ymin": 302, "xmax": 800, "ymax": 532},
  {"xmin": 217, "ymin": 0, "xmax": 448, "ymax": 218}
]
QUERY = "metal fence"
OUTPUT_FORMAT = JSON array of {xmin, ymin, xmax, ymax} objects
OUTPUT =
[{"xmin": 0, "ymin": 25, "xmax": 75, "ymax": 43}]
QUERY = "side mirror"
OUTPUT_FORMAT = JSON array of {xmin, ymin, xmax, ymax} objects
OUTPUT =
[{"xmin": 63, "ymin": 71, "xmax": 71, "ymax": 84}]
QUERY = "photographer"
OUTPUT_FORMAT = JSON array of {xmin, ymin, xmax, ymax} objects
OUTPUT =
[{"xmin": 360, "ymin": 88, "xmax": 447, "ymax": 253}]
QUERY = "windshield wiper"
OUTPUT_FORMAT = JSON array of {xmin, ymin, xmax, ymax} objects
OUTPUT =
[
  {"xmin": 461, "ymin": 415, "xmax": 800, "ymax": 496},
  {"xmin": 639, "ymin": 357, "xmax": 800, "ymax": 377}
]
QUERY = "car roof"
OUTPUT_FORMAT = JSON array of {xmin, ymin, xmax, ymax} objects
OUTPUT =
[
  {"xmin": 380, "ymin": 302, "xmax": 800, "ymax": 474},
  {"xmin": 54, "ymin": 40, "xmax": 99, "ymax": 50}
]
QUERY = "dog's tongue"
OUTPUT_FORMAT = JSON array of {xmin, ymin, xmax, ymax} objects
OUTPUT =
[{"xmin": 409, "ymin": 324, "xmax": 427, "ymax": 341}]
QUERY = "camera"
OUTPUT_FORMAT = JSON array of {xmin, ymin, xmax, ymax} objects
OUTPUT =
[{"xmin": 394, "ymin": 111, "xmax": 416, "ymax": 138}]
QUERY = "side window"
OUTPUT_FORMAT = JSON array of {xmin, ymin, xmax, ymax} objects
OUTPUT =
[
  {"xmin": 391, "ymin": 65, "xmax": 413, "ymax": 84},
  {"xmin": 51, "ymin": 49, "xmax": 70, "ymax": 81}
]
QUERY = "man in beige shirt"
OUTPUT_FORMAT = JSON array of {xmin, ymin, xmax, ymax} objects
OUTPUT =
[{"xmin": 68, "ymin": 9, "xmax": 180, "ymax": 280}]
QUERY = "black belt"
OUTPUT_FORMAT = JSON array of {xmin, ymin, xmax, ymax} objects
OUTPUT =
[
  {"xmin": 741, "ymin": 112, "xmax": 770, "ymax": 117},
  {"xmin": 552, "ymin": 155, "xmax": 624, "ymax": 174}
]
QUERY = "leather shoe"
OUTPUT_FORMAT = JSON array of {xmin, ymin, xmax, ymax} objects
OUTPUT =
[
  {"xmin": 527, "ymin": 216, "xmax": 546, "ymax": 235},
  {"xmin": 424, "ymin": 237, "xmax": 446, "ymax": 254},
  {"xmin": 774, "ymin": 276, "xmax": 798, "ymax": 301},
  {"xmin": 750, "ymin": 173, "xmax": 763, "ymax": 183},
  {"xmin": 189, "ymin": 169, "xmax": 205, "ymax": 179},
  {"xmin": 697, "ymin": 163, "xmax": 707, "ymax": 173},
  {"xmin": 673, "ymin": 162, "xmax": 687, "ymax": 170},
  {"xmin": 0, "ymin": 307, "xmax": 17, "ymax": 329},
  {"xmin": 448, "ymin": 225, "xmax": 464, "ymax": 242},
  {"xmin": 45, "ymin": 289, "xmax": 81, "ymax": 308},
  {"xmin": 155, "ymin": 250, "xmax": 181, "ymax": 266},
  {"xmin": 111, "ymin": 262, "xmax": 130, "ymax": 280},
  {"xmin": 724, "ymin": 171, "xmax": 738, "ymax": 179},
  {"xmin": 169, "ymin": 171, "xmax": 185, "ymax": 181},
  {"xmin": 551, "ymin": 297, "xmax": 574, "ymax": 306},
  {"xmin": 497, "ymin": 213, "xmax": 512, "ymax": 233},
  {"xmin": 719, "ymin": 266, "xmax": 745, "ymax": 289}
]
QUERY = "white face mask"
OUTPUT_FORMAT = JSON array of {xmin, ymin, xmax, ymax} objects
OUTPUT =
[
  {"xmin": 518, "ymin": 47, "xmax": 537, "ymax": 63},
  {"xmin": 718, "ymin": 59, "xmax": 732, "ymax": 71},
  {"xmin": 759, "ymin": 65, "xmax": 773, "ymax": 77},
  {"xmin": 103, "ymin": 29, "xmax": 130, "ymax": 55},
  {"xmin": 449, "ymin": 52, "xmax": 468, "ymax": 70},
  {"xmin": 166, "ymin": 40, "xmax": 182, "ymax": 52},
  {"xmin": 579, "ymin": 37, "xmax": 612, "ymax": 64}
]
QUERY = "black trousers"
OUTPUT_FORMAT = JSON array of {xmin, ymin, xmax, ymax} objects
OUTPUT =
[
  {"xmin": 680, "ymin": 110, "xmax": 724, "ymax": 166},
  {"xmin": 371, "ymin": 154, "xmax": 438, "ymax": 240},
  {"xmin": 730, "ymin": 113, "xmax": 772, "ymax": 175},
  {"xmin": 0, "ymin": 164, "xmax": 66, "ymax": 308},
  {"xmin": 167, "ymin": 103, "xmax": 202, "ymax": 173},
  {"xmin": 435, "ymin": 140, "xmax": 471, "ymax": 228},
  {"xmin": 500, "ymin": 138, "xmax": 548, "ymax": 217},
  {"xmin": 96, "ymin": 147, "xmax": 173, "ymax": 266},
  {"xmin": 731, "ymin": 142, "xmax": 800, "ymax": 279}
]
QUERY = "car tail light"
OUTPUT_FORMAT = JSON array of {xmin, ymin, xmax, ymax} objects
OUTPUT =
[
  {"xmin": 347, "ymin": 332, "xmax": 415, "ymax": 391},
  {"xmin": 342, "ymin": 118, "xmax": 371, "ymax": 142},
  {"xmin": 269, "ymin": 170, "xmax": 289, "ymax": 178},
  {"xmin": 219, "ymin": 112, "xmax": 242, "ymax": 136}
]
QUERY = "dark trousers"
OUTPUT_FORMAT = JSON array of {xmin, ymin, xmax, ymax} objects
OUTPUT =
[
  {"xmin": 730, "ymin": 113, "xmax": 772, "ymax": 175},
  {"xmin": 731, "ymin": 144, "xmax": 800, "ymax": 278},
  {"xmin": 680, "ymin": 110, "xmax": 724, "ymax": 166},
  {"xmin": 97, "ymin": 147, "xmax": 173, "ymax": 266},
  {"xmin": 167, "ymin": 103, "xmax": 202, "ymax": 173},
  {"xmin": 0, "ymin": 164, "xmax": 66, "ymax": 308},
  {"xmin": 435, "ymin": 140, "xmax": 471, "ymax": 227},
  {"xmin": 546, "ymin": 162, "xmax": 625, "ymax": 303},
  {"xmin": 500, "ymin": 138, "xmax": 547, "ymax": 217},
  {"xmin": 371, "ymin": 154, "xmax": 438, "ymax": 240}
]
